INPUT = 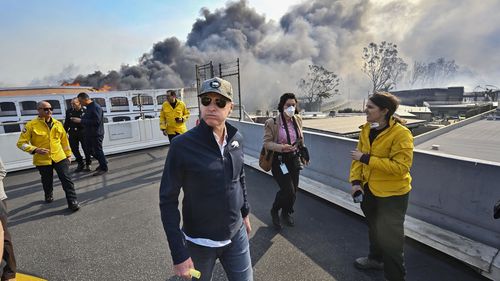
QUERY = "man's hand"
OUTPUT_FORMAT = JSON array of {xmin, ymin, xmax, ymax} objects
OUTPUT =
[
  {"xmin": 350, "ymin": 149, "xmax": 363, "ymax": 161},
  {"xmin": 67, "ymin": 156, "xmax": 72, "ymax": 164},
  {"xmin": 243, "ymin": 216, "xmax": 252, "ymax": 235},
  {"xmin": 35, "ymin": 148, "xmax": 50, "ymax": 155},
  {"xmin": 162, "ymin": 129, "xmax": 168, "ymax": 136},
  {"xmin": 351, "ymin": 184, "xmax": 363, "ymax": 196},
  {"xmin": 70, "ymin": 117, "xmax": 81, "ymax": 124},
  {"xmin": 174, "ymin": 258, "xmax": 194, "ymax": 279},
  {"xmin": 175, "ymin": 117, "xmax": 184, "ymax": 123}
]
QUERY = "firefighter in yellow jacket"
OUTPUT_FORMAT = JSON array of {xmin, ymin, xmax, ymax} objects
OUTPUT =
[
  {"xmin": 17, "ymin": 101, "xmax": 80, "ymax": 212},
  {"xmin": 159, "ymin": 90, "xmax": 190, "ymax": 141},
  {"xmin": 349, "ymin": 92, "xmax": 413, "ymax": 281}
]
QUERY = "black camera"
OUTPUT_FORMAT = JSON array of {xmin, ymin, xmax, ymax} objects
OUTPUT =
[
  {"xmin": 292, "ymin": 152, "xmax": 304, "ymax": 170},
  {"xmin": 352, "ymin": 190, "xmax": 363, "ymax": 203}
]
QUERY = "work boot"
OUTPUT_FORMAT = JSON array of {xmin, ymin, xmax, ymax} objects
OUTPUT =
[
  {"xmin": 74, "ymin": 163, "xmax": 85, "ymax": 173},
  {"xmin": 354, "ymin": 257, "xmax": 384, "ymax": 270},
  {"xmin": 68, "ymin": 200, "xmax": 81, "ymax": 212},
  {"xmin": 93, "ymin": 169, "xmax": 108, "ymax": 176},
  {"xmin": 45, "ymin": 193, "xmax": 54, "ymax": 203},
  {"xmin": 281, "ymin": 212, "xmax": 295, "ymax": 227},
  {"xmin": 83, "ymin": 164, "xmax": 92, "ymax": 172},
  {"xmin": 270, "ymin": 208, "xmax": 282, "ymax": 230}
]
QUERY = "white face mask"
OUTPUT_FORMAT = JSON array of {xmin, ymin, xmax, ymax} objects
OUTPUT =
[{"xmin": 284, "ymin": 106, "xmax": 295, "ymax": 117}]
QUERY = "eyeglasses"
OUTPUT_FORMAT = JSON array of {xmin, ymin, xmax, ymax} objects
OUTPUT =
[
  {"xmin": 40, "ymin": 107, "xmax": 53, "ymax": 112},
  {"xmin": 200, "ymin": 96, "xmax": 228, "ymax": 108}
]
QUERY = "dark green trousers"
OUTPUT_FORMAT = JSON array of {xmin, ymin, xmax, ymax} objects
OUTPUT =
[{"xmin": 361, "ymin": 185, "xmax": 409, "ymax": 281}]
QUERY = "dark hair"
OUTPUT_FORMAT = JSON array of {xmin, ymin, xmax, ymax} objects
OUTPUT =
[
  {"xmin": 277, "ymin": 92, "xmax": 299, "ymax": 113},
  {"xmin": 167, "ymin": 90, "xmax": 176, "ymax": 96},
  {"xmin": 369, "ymin": 92, "xmax": 405, "ymax": 124},
  {"xmin": 77, "ymin": 92, "xmax": 90, "ymax": 100}
]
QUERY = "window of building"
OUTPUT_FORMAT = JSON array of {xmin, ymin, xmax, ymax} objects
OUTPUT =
[
  {"xmin": 92, "ymin": 98, "xmax": 106, "ymax": 108},
  {"xmin": 157, "ymin": 95, "xmax": 168, "ymax": 105},
  {"xmin": 111, "ymin": 97, "xmax": 129, "ymax": 106},
  {"xmin": 134, "ymin": 115, "xmax": 154, "ymax": 120},
  {"xmin": 0, "ymin": 102, "xmax": 17, "ymax": 116},
  {"xmin": 132, "ymin": 95, "xmax": 154, "ymax": 106},
  {"xmin": 20, "ymin": 101, "xmax": 38, "ymax": 115},
  {"xmin": 2, "ymin": 121, "xmax": 20, "ymax": 133},
  {"xmin": 112, "ymin": 116, "xmax": 131, "ymax": 122},
  {"xmin": 65, "ymin": 99, "xmax": 73, "ymax": 110}
]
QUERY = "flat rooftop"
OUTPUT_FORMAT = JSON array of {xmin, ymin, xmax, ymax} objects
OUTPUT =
[
  {"xmin": 4, "ymin": 146, "xmax": 486, "ymax": 281},
  {"xmin": 416, "ymin": 119, "xmax": 500, "ymax": 163},
  {"xmin": 302, "ymin": 116, "xmax": 426, "ymax": 135}
]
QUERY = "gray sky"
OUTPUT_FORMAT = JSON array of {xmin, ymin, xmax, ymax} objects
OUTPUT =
[{"xmin": 1, "ymin": 0, "xmax": 499, "ymax": 103}]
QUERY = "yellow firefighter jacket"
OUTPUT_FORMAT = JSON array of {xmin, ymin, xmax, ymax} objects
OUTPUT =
[
  {"xmin": 17, "ymin": 117, "xmax": 72, "ymax": 166},
  {"xmin": 349, "ymin": 117, "xmax": 414, "ymax": 197},
  {"xmin": 159, "ymin": 100, "xmax": 190, "ymax": 135}
]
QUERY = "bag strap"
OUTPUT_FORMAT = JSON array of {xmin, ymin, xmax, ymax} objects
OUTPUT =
[{"xmin": 281, "ymin": 114, "xmax": 300, "ymax": 145}]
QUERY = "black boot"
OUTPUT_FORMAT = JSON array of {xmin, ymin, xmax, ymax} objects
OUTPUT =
[
  {"xmin": 270, "ymin": 208, "xmax": 282, "ymax": 230},
  {"xmin": 281, "ymin": 212, "xmax": 295, "ymax": 227},
  {"xmin": 68, "ymin": 200, "xmax": 81, "ymax": 212},
  {"xmin": 45, "ymin": 193, "xmax": 54, "ymax": 203}
]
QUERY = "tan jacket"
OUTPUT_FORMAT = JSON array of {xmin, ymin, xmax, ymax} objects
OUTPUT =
[{"xmin": 263, "ymin": 113, "xmax": 304, "ymax": 152}]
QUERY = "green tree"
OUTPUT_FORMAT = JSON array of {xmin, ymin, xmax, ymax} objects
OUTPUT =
[
  {"xmin": 362, "ymin": 41, "xmax": 408, "ymax": 92},
  {"xmin": 297, "ymin": 65, "xmax": 340, "ymax": 110}
]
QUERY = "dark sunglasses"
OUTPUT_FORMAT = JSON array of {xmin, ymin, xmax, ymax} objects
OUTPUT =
[
  {"xmin": 40, "ymin": 107, "xmax": 53, "ymax": 112},
  {"xmin": 200, "ymin": 96, "xmax": 228, "ymax": 108}
]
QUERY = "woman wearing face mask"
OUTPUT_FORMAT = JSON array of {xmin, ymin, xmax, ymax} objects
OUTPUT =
[
  {"xmin": 263, "ymin": 93, "xmax": 307, "ymax": 230},
  {"xmin": 349, "ymin": 92, "xmax": 414, "ymax": 281}
]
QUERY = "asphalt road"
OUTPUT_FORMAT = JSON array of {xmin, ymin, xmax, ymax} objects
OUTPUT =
[{"xmin": 4, "ymin": 146, "xmax": 487, "ymax": 281}]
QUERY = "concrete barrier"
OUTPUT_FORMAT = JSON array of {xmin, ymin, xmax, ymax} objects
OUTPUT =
[{"xmin": 229, "ymin": 119, "xmax": 500, "ymax": 279}]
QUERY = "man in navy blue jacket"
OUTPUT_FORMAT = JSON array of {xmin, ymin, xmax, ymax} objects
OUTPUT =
[
  {"xmin": 72, "ymin": 92, "xmax": 108, "ymax": 176},
  {"xmin": 159, "ymin": 77, "xmax": 252, "ymax": 281}
]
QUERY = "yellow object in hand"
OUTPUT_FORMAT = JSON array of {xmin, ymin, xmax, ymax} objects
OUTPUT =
[{"xmin": 190, "ymin": 268, "xmax": 201, "ymax": 279}]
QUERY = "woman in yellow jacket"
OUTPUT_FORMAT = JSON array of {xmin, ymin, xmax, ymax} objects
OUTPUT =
[{"xmin": 349, "ymin": 92, "xmax": 413, "ymax": 281}]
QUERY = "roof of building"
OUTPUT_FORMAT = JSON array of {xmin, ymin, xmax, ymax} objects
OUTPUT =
[
  {"xmin": 302, "ymin": 115, "xmax": 426, "ymax": 135},
  {"xmin": 416, "ymin": 119, "xmax": 500, "ymax": 163},
  {"xmin": 0, "ymin": 86, "xmax": 94, "ymax": 97}
]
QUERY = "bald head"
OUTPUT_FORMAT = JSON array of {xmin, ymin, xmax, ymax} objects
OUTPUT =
[{"xmin": 37, "ymin": 101, "xmax": 53, "ymax": 120}]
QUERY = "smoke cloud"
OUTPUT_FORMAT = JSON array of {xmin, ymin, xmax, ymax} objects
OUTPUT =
[{"xmin": 63, "ymin": 0, "xmax": 500, "ymax": 110}]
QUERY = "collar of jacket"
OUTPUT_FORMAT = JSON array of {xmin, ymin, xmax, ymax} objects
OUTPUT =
[
  {"xmin": 360, "ymin": 116, "xmax": 398, "ymax": 141},
  {"xmin": 360, "ymin": 115, "xmax": 397, "ymax": 129},
  {"xmin": 198, "ymin": 118, "xmax": 238, "ymax": 149},
  {"xmin": 37, "ymin": 116, "xmax": 55, "ymax": 123}
]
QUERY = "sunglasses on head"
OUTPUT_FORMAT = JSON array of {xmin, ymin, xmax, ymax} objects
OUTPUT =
[
  {"xmin": 40, "ymin": 107, "xmax": 53, "ymax": 112},
  {"xmin": 200, "ymin": 96, "xmax": 228, "ymax": 108}
]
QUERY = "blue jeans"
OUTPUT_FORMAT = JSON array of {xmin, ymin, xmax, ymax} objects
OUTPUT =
[{"xmin": 187, "ymin": 223, "xmax": 253, "ymax": 281}]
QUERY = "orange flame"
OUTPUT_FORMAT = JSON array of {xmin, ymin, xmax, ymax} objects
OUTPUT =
[
  {"xmin": 95, "ymin": 84, "xmax": 112, "ymax": 92},
  {"xmin": 61, "ymin": 82, "xmax": 81, "ymax": 86}
]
